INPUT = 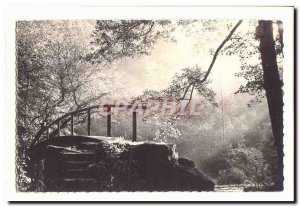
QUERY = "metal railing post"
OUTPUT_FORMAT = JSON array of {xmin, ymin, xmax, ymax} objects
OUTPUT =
[
  {"xmin": 71, "ymin": 114, "xmax": 74, "ymax": 136},
  {"xmin": 57, "ymin": 121, "xmax": 60, "ymax": 136},
  {"xmin": 87, "ymin": 109, "xmax": 91, "ymax": 136},
  {"xmin": 132, "ymin": 111, "xmax": 137, "ymax": 142},
  {"xmin": 107, "ymin": 106, "xmax": 111, "ymax": 137},
  {"xmin": 46, "ymin": 122, "xmax": 49, "ymax": 140}
]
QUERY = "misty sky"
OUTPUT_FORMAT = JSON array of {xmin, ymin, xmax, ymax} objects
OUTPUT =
[
  {"xmin": 90, "ymin": 20, "xmax": 257, "ymax": 102},
  {"xmin": 72, "ymin": 20, "xmax": 260, "ymax": 104}
]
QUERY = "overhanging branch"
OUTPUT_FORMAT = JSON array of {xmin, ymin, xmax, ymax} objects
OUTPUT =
[
  {"xmin": 198, "ymin": 20, "xmax": 243, "ymax": 84},
  {"xmin": 180, "ymin": 20, "xmax": 243, "ymax": 102}
]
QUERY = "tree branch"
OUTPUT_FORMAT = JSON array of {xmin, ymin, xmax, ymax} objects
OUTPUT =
[
  {"xmin": 198, "ymin": 20, "xmax": 243, "ymax": 84},
  {"xmin": 185, "ymin": 84, "xmax": 195, "ymax": 109},
  {"xmin": 178, "ymin": 20, "xmax": 243, "ymax": 102}
]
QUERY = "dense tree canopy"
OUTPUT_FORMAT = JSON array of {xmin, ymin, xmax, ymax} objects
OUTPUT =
[
  {"xmin": 17, "ymin": 21, "xmax": 107, "ymax": 146},
  {"xmin": 87, "ymin": 20, "xmax": 175, "ymax": 64}
]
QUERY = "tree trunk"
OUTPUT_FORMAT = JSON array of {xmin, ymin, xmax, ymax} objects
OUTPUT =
[{"xmin": 258, "ymin": 20, "xmax": 284, "ymax": 191}]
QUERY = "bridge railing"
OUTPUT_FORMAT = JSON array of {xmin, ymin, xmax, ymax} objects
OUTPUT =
[{"xmin": 32, "ymin": 104, "xmax": 145, "ymax": 146}]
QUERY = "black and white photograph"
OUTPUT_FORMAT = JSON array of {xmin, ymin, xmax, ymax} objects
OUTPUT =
[{"xmin": 2, "ymin": 5, "xmax": 295, "ymax": 202}]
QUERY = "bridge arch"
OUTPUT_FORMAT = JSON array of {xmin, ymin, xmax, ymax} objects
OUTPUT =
[{"xmin": 31, "ymin": 104, "xmax": 145, "ymax": 147}]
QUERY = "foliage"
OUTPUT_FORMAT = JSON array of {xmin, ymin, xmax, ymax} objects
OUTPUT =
[
  {"xmin": 152, "ymin": 116, "xmax": 182, "ymax": 142},
  {"xmin": 164, "ymin": 66, "xmax": 218, "ymax": 106},
  {"xmin": 136, "ymin": 65, "xmax": 218, "ymax": 108},
  {"xmin": 87, "ymin": 20, "xmax": 175, "ymax": 64},
  {"xmin": 17, "ymin": 20, "xmax": 105, "ymax": 145},
  {"xmin": 218, "ymin": 167, "xmax": 246, "ymax": 185},
  {"xmin": 16, "ymin": 20, "xmax": 107, "ymax": 190},
  {"xmin": 201, "ymin": 115, "xmax": 277, "ymax": 186},
  {"xmin": 235, "ymin": 63, "xmax": 265, "ymax": 106},
  {"xmin": 220, "ymin": 20, "xmax": 284, "ymax": 106}
]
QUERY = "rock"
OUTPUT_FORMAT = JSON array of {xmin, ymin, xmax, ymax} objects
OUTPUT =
[
  {"xmin": 30, "ymin": 136, "xmax": 215, "ymax": 191},
  {"xmin": 119, "ymin": 143, "xmax": 214, "ymax": 191},
  {"xmin": 178, "ymin": 157, "xmax": 195, "ymax": 168}
]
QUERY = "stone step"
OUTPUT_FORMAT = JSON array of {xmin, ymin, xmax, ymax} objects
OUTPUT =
[
  {"xmin": 61, "ymin": 168, "xmax": 97, "ymax": 178},
  {"xmin": 60, "ymin": 152, "xmax": 97, "ymax": 162},
  {"xmin": 62, "ymin": 161, "xmax": 96, "ymax": 169},
  {"xmin": 79, "ymin": 141, "xmax": 100, "ymax": 146},
  {"xmin": 76, "ymin": 142, "xmax": 100, "ymax": 150},
  {"xmin": 59, "ymin": 178, "xmax": 99, "ymax": 192}
]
